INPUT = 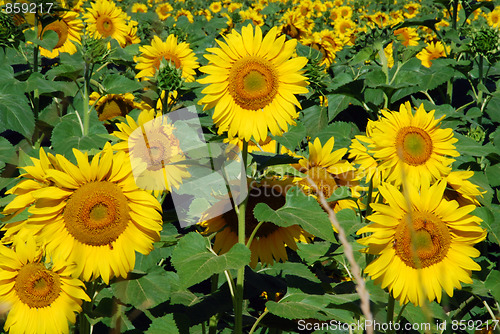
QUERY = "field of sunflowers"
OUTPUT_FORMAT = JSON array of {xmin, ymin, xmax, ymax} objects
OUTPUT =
[{"xmin": 1, "ymin": 0, "xmax": 500, "ymax": 333}]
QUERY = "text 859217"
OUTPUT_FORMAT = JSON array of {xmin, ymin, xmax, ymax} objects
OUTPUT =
[{"xmin": 3, "ymin": 2, "xmax": 54, "ymax": 14}]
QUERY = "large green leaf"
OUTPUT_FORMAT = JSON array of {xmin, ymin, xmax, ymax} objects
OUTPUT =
[
  {"xmin": 315, "ymin": 122, "xmax": 360, "ymax": 151},
  {"xmin": 25, "ymin": 72, "xmax": 78, "ymax": 96},
  {"xmin": 0, "ymin": 81, "xmax": 34, "ymax": 138},
  {"xmin": 272, "ymin": 122, "xmax": 306, "ymax": 151},
  {"xmin": 454, "ymin": 133, "xmax": 495, "ymax": 157},
  {"xmin": 484, "ymin": 270, "xmax": 500, "ymax": 302},
  {"xmin": 266, "ymin": 293, "xmax": 358, "ymax": 323},
  {"xmin": 253, "ymin": 187, "xmax": 336, "ymax": 242},
  {"xmin": 112, "ymin": 269, "xmax": 176, "ymax": 311},
  {"xmin": 102, "ymin": 74, "xmax": 143, "ymax": 94},
  {"xmin": 50, "ymin": 112, "xmax": 108, "ymax": 159},
  {"xmin": 170, "ymin": 232, "xmax": 251, "ymax": 288},
  {"xmin": 146, "ymin": 314, "xmax": 179, "ymax": 334},
  {"xmin": 0, "ymin": 137, "xmax": 15, "ymax": 164}
]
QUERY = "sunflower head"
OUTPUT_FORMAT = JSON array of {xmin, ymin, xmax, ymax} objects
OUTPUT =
[
  {"xmin": 0, "ymin": 11, "xmax": 23, "ymax": 48},
  {"xmin": 358, "ymin": 181, "xmax": 486, "ymax": 306}
]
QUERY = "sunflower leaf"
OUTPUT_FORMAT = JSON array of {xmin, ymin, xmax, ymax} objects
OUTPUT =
[
  {"xmin": 111, "ymin": 268, "xmax": 176, "ymax": 311},
  {"xmin": 0, "ymin": 80, "xmax": 33, "ymax": 139},
  {"xmin": 101, "ymin": 74, "xmax": 143, "ymax": 94},
  {"xmin": 253, "ymin": 187, "xmax": 336, "ymax": 242},
  {"xmin": 170, "ymin": 232, "xmax": 251, "ymax": 288},
  {"xmin": 146, "ymin": 314, "xmax": 179, "ymax": 334}
]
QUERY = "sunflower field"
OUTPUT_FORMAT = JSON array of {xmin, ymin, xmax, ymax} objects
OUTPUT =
[{"xmin": 1, "ymin": 0, "xmax": 500, "ymax": 333}]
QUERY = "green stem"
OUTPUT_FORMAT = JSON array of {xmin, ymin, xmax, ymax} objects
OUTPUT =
[
  {"xmin": 234, "ymin": 141, "xmax": 249, "ymax": 334},
  {"xmin": 80, "ymin": 281, "xmax": 96, "ymax": 334},
  {"xmin": 209, "ymin": 274, "xmax": 219, "ymax": 334},
  {"xmin": 386, "ymin": 294, "xmax": 396, "ymax": 334},
  {"xmin": 478, "ymin": 55, "xmax": 484, "ymax": 106},
  {"xmin": 248, "ymin": 310, "xmax": 269, "ymax": 334},
  {"xmin": 33, "ymin": 15, "xmax": 40, "ymax": 121},
  {"xmin": 246, "ymin": 221, "xmax": 264, "ymax": 248},
  {"xmin": 82, "ymin": 61, "xmax": 91, "ymax": 136}
]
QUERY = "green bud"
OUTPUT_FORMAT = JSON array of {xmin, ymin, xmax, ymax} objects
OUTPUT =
[
  {"xmin": 0, "ymin": 12, "xmax": 23, "ymax": 49},
  {"xmin": 156, "ymin": 58, "xmax": 183, "ymax": 92},
  {"xmin": 82, "ymin": 34, "xmax": 111, "ymax": 64}
]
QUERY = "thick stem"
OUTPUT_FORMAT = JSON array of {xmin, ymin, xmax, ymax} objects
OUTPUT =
[
  {"xmin": 386, "ymin": 294, "xmax": 395, "ymax": 334},
  {"xmin": 234, "ymin": 141, "xmax": 249, "ymax": 334},
  {"xmin": 80, "ymin": 281, "xmax": 96, "ymax": 334},
  {"xmin": 248, "ymin": 310, "xmax": 269, "ymax": 334},
  {"xmin": 209, "ymin": 274, "xmax": 219, "ymax": 334},
  {"xmin": 82, "ymin": 62, "xmax": 91, "ymax": 136}
]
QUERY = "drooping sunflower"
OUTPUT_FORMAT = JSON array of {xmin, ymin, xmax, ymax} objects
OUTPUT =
[
  {"xmin": 11, "ymin": 144, "xmax": 163, "ymax": 284},
  {"xmin": 443, "ymin": 170, "xmax": 485, "ymax": 206},
  {"xmin": 83, "ymin": 0, "xmax": 129, "ymax": 47},
  {"xmin": 357, "ymin": 181, "xmax": 486, "ymax": 306},
  {"xmin": 368, "ymin": 102, "xmax": 459, "ymax": 187},
  {"xmin": 89, "ymin": 92, "xmax": 147, "ymax": 122},
  {"xmin": 111, "ymin": 108, "xmax": 191, "ymax": 193},
  {"xmin": 134, "ymin": 34, "xmax": 199, "ymax": 82},
  {"xmin": 122, "ymin": 20, "xmax": 140, "ymax": 47},
  {"xmin": 416, "ymin": 41, "xmax": 448, "ymax": 68},
  {"xmin": 199, "ymin": 179, "xmax": 310, "ymax": 268},
  {"xmin": 0, "ymin": 238, "xmax": 90, "ymax": 334},
  {"xmin": 294, "ymin": 137, "xmax": 361, "ymax": 213},
  {"xmin": 38, "ymin": 10, "xmax": 84, "ymax": 58},
  {"xmin": 198, "ymin": 24, "xmax": 309, "ymax": 142}
]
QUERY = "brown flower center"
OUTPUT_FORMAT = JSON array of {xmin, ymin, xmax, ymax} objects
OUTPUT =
[
  {"xmin": 15, "ymin": 263, "xmax": 61, "ymax": 308},
  {"xmin": 64, "ymin": 181, "xmax": 129, "ymax": 246},
  {"xmin": 395, "ymin": 126, "xmax": 433, "ymax": 166},
  {"xmin": 394, "ymin": 212, "xmax": 451, "ymax": 269},
  {"xmin": 228, "ymin": 56, "xmax": 279, "ymax": 110}
]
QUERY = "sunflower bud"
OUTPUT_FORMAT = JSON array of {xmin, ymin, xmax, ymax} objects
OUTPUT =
[
  {"xmin": 471, "ymin": 26, "xmax": 500, "ymax": 58},
  {"xmin": 156, "ymin": 58, "xmax": 183, "ymax": 92},
  {"xmin": 0, "ymin": 12, "xmax": 23, "ymax": 49},
  {"xmin": 82, "ymin": 34, "xmax": 110, "ymax": 64}
]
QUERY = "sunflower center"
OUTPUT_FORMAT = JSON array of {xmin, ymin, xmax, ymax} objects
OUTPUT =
[
  {"xmin": 97, "ymin": 98, "xmax": 135, "ymax": 122},
  {"xmin": 394, "ymin": 212, "xmax": 451, "ymax": 269},
  {"xmin": 300, "ymin": 167, "xmax": 337, "ymax": 199},
  {"xmin": 43, "ymin": 20, "xmax": 68, "ymax": 49},
  {"xmin": 97, "ymin": 17, "xmax": 114, "ymax": 37},
  {"xmin": 228, "ymin": 56, "xmax": 279, "ymax": 110},
  {"xmin": 64, "ymin": 181, "xmax": 129, "ymax": 246},
  {"xmin": 15, "ymin": 263, "xmax": 61, "ymax": 308},
  {"xmin": 395, "ymin": 126, "xmax": 433, "ymax": 166}
]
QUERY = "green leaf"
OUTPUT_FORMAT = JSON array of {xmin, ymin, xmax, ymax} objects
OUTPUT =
[
  {"xmin": 112, "ymin": 269, "xmax": 176, "ymax": 311},
  {"xmin": 50, "ymin": 113, "xmax": 108, "ymax": 160},
  {"xmin": 146, "ymin": 314, "xmax": 179, "ymax": 334},
  {"xmin": 102, "ymin": 74, "xmax": 143, "ymax": 94},
  {"xmin": 25, "ymin": 72, "xmax": 77, "ymax": 96},
  {"xmin": 296, "ymin": 242, "xmax": 331, "ymax": 264},
  {"xmin": 0, "ymin": 137, "xmax": 15, "ymax": 163},
  {"xmin": 0, "ymin": 81, "xmax": 34, "ymax": 139},
  {"xmin": 365, "ymin": 68, "xmax": 387, "ymax": 87},
  {"xmin": 25, "ymin": 29, "xmax": 58, "ymax": 50},
  {"xmin": 486, "ymin": 91, "xmax": 500, "ymax": 123},
  {"xmin": 326, "ymin": 94, "xmax": 354, "ymax": 121},
  {"xmin": 484, "ymin": 270, "xmax": 500, "ymax": 302},
  {"xmin": 326, "ymin": 187, "xmax": 352, "ymax": 202},
  {"xmin": 301, "ymin": 104, "xmax": 328, "ymax": 137},
  {"xmin": 265, "ymin": 262, "xmax": 320, "ymax": 283},
  {"xmin": 253, "ymin": 187, "xmax": 336, "ymax": 242},
  {"xmin": 486, "ymin": 164, "xmax": 500, "ymax": 187},
  {"xmin": 266, "ymin": 293, "xmax": 357, "ymax": 323},
  {"xmin": 350, "ymin": 47, "xmax": 373, "ymax": 64},
  {"xmin": 170, "ymin": 232, "xmax": 251, "ymax": 288},
  {"xmin": 272, "ymin": 123, "xmax": 306, "ymax": 150},
  {"xmin": 315, "ymin": 122, "xmax": 360, "ymax": 151},
  {"xmin": 477, "ymin": 205, "xmax": 500, "ymax": 246},
  {"xmin": 336, "ymin": 209, "xmax": 363, "ymax": 237},
  {"xmin": 454, "ymin": 133, "xmax": 495, "ymax": 157}
]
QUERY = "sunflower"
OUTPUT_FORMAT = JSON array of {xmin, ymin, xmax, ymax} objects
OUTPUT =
[
  {"xmin": 38, "ymin": 11, "xmax": 83, "ymax": 58},
  {"xmin": 394, "ymin": 27, "xmax": 419, "ymax": 47},
  {"xmin": 198, "ymin": 24, "xmax": 309, "ymax": 142},
  {"xmin": 155, "ymin": 3, "xmax": 173, "ymax": 20},
  {"xmin": 239, "ymin": 8, "xmax": 265, "ymax": 26},
  {"xmin": 279, "ymin": 9, "xmax": 315, "ymax": 39},
  {"xmin": 416, "ymin": 41, "xmax": 448, "ymax": 68},
  {"xmin": 443, "ymin": 171, "xmax": 485, "ymax": 206},
  {"xmin": 368, "ymin": 102, "xmax": 459, "ymax": 187},
  {"xmin": 10, "ymin": 145, "xmax": 163, "ymax": 284},
  {"xmin": 83, "ymin": 0, "xmax": 129, "ymax": 46},
  {"xmin": 403, "ymin": 3, "xmax": 421, "ymax": 19},
  {"xmin": 357, "ymin": 181, "xmax": 486, "ymax": 306},
  {"xmin": 199, "ymin": 179, "xmax": 310, "ymax": 268},
  {"xmin": 131, "ymin": 3, "xmax": 147, "ymax": 13},
  {"xmin": 134, "ymin": 34, "xmax": 199, "ymax": 82},
  {"xmin": 334, "ymin": 18, "xmax": 356, "ymax": 38},
  {"xmin": 0, "ymin": 238, "xmax": 90, "ymax": 334},
  {"xmin": 121, "ymin": 20, "xmax": 140, "ymax": 47},
  {"xmin": 487, "ymin": 8, "xmax": 500, "ymax": 28},
  {"xmin": 111, "ymin": 108, "xmax": 190, "ymax": 193},
  {"xmin": 89, "ymin": 92, "xmax": 147, "ymax": 122},
  {"xmin": 209, "ymin": 1, "xmax": 222, "ymax": 13},
  {"xmin": 175, "ymin": 9, "xmax": 194, "ymax": 23},
  {"xmin": 294, "ymin": 137, "xmax": 361, "ymax": 213},
  {"xmin": 348, "ymin": 132, "xmax": 387, "ymax": 188}
]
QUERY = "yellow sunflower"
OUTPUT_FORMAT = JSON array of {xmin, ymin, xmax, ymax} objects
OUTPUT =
[
  {"xmin": 394, "ymin": 27, "xmax": 419, "ymax": 47},
  {"xmin": 83, "ymin": 0, "xmax": 129, "ymax": 46},
  {"xmin": 10, "ymin": 144, "xmax": 163, "ymax": 284},
  {"xmin": 155, "ymin": 3, "xmax": 173, "ymax": 20},
  {"xmin": 175, "ymin": 9, "xmax": 194, "ymax": 23},
  {"xmin": 357, "ymin": 181, "xmax": 486, "ymax": 306},
  {"xmin": 111, "ymin": 108, "xmax": 191, "ymax": 193},
  {"xmin": 368, "ymin": 102, "xmax": 459, "ymax": 187},
  {"xmin": 348, "ymin": 133, "xmax": 387, "ymax": 188},
  {"xmin": 0, "ymin": 238, "xmax": 90, "ymax": 334},
  {"xmin": 209, "ymin": 1, "xmax": 222, "ymax": 13},
  {"xmin": 131, "ymin": 3, "xmax": 147, "ymax": 13},
  {"xmin": 122, "ymin": 20, "xmax": 141, "ymax": 47},
  {"xmin": 134, "ymin": 34, "xmax": 199, "ymax": 82},
  {"xmin": 487, "ymin": 8, "xmax": 500, "ymax": 28},
  {"xmin": 198, "ymin": 24, "xmax": 309, "ymax": 142},
  {"xmin": 89, "ymin": 92, "xmax": 147, "ymax": 122},
  {"xmin": 199, "ymin": 179, "xmax": 310, "ymax": 268},
  {"xmin": 279, "ymin": 9, "xmax": 315, "ymax": 39},
  {"xmin": 403, "ymin": 3, "xmax": 421, "ymax": 19},
  {"xmin": 416, "ymin": 41, "xmax": 448, "ymax": 68},
  {"xmin": 294, "ymin": 137, "xmax": 361, "ymax": 213},
  {"xmin": 443, "ymin": 170, "xmax": 485, "ymax": 206},
  {"xmin": 38, "ymin": 11, "xmax": 84, "ymax": 58}
]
